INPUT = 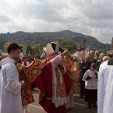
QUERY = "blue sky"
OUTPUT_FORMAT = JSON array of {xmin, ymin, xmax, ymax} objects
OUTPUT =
[{"xmin": 0, "ymin": 0, "xmax": 113, "ymax": 43}]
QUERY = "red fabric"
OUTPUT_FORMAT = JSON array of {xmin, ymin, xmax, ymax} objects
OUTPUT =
[
  {"xmin": 64, "ymin": 72, "xmax": 72, "ymax": 96},
  {"xmin": 31, "ymin": 61, "xmax": 71, "ymax": 113},
  {"xmin": 29, "ymin": 60, "xmax": 34, "ymax": 64},
  {"xmin": 23, "ymin": 60, "xmax": 27, "ymax": 66}
]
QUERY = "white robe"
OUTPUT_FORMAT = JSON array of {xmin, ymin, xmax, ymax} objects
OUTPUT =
[
  {"xmin": 0, "ymin": 58, "xmax": 23, "ymax": 113},
  {"xmin": 98, "ymin": 60, "xmax": 113, "ymax": 113},
  {"xmin": 0, "ymin": 69, "xmax": 3, "ymax": 110}
]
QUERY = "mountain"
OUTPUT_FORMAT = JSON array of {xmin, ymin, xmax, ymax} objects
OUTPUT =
[{"xmin": 0, "ymin": 30, "xmax": 111, "ymax": 52}]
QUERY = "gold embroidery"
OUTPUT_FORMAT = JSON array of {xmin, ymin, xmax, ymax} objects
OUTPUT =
[
  {"xmin": 55, "ymin": 67, "xmax": 66, "ymax": 98},
  {"xmin": 62, "ymin": 59, "xmax": 79, "ymax": 94}
]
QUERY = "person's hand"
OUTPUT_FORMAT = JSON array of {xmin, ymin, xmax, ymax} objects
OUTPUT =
[
  {"xmin": 20, "ymin": 80, "xmax": 25, "ymax": 87},
  {"xmin": 63, "ymin": 50, "xmax": 71, "ymax": 58},
  {"xmin": 86, "ymin": 76, "xmax": 91, "ymax": 80},
  {"xmin": 94, "ymin": 72, "xmax": 97, "ymax": 76}
]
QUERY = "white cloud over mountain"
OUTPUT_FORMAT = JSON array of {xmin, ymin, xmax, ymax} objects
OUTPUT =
[{"xmin": 0, "ymin": 0, "xmax": 113, "ymax": 43}]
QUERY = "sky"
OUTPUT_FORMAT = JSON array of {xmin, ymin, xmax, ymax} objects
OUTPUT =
[{"xmin": 0, "ymin": 0, "xmax": 113, "ymax": 43}]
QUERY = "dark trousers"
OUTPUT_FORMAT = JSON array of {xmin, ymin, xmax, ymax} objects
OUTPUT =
[
  {"xmin": 85, "ymin": 89, "xmax": 97, "ymax": 107},
  {"xmin": 79, "ymin": 81, "xmax": 85, "ymax": 98}
]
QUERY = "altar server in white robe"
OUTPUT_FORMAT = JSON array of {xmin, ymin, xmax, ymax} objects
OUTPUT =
[
  {"xmin": 0, "ymin": 43, "xmax": 24, "ymax": 113},
  {"xmin": 98, "ymin": 60, "xmax": 113, "ymax": 113}
]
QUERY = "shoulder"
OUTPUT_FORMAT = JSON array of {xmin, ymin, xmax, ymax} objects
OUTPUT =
[
  {"xmin": 5, "ymin": 63, "xmax": 16, "ymax": 72},
  {"xmin": 6, "ymin": 62, "xmax": 15, "ymax": 67},
  {"xmin": 84, "ymin": 69, "xmax": 91, "ymax": 75},
  {"xmin": 86, "ymin": 69, "xmax": 91, "ymax": 73},
  {"xmin": 99, "ymin": 61, "xmax": 108, "ymax": 70}
]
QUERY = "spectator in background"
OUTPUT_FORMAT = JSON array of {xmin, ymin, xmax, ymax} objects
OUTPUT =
[
  {"xmin": 99, "ymin": 53, "xmax": 105, "ymax": 63},
  {"xmin": 78, "ymin": 56, "xmax": 91, "ymax": 99},
  {"xmin": 89, "ymin": 50, "xmax": 95, "ymax": 59},
  {"xmin": 107, "ymin": 52, "xmax": 113, "ymax": 58},
  {"xmin": 94, "ymin": 51, "xmax": 100, "ymax": 60},
  {"xmin": 102, "ymin": 56, "xmax": 110, "ymax": 62},
  {"xmin": 83, "ymin": 63, "xmax": 98, "ymax": 109}
]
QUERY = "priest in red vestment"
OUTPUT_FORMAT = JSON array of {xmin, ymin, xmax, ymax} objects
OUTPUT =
[
  {"xmin": 26, "ymin": 42, "xmax": 72, "ymax": 113},
  {"xmin": 0, "ymin": 43, "xmax": 77, "ymax": 113}
]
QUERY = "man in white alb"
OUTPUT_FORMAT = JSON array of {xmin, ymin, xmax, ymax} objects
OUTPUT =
[
  {"xmin": 0, "ymin": 43, "xmax": 24, "ymax": 113},
  {"xmin": 98, "ymin": 58, "xmax": 113, "ymax": 113}
]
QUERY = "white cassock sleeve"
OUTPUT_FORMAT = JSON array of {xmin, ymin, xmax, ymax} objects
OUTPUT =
[
  {"xmin": 98, "ymin": 65, "xmax": 105, "ymax": 113},
  {"xmin": 82, "ymin": 70, "xmax": 89, "ymax": 81},
  {"xmin": 5, "ymin": 64, "xmax": 21, "ymax": 96}
]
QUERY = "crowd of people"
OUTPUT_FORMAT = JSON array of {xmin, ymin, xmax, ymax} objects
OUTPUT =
[
  {"xmin": 76, "ymin": 49, "xmax": 113, "ymax": 109},
  {"xmin": 0, "ymin": 42, "xmax": 113, "ymax": 113}
]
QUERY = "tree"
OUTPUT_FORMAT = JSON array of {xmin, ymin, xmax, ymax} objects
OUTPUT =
[
  {"xmin": 33, "ymin": 44, "xmax": 41, "ymax": 55},
  {"xmin": 26, "ymin": 45, "xmax": 33, "ymax": 55},
  {"xmin": 0, "ymin": 38, "xmax": 5, "ymax": 50},
  {"xmin": 3, "ymin": 42, "xmax": 10, "ymax": 50}
]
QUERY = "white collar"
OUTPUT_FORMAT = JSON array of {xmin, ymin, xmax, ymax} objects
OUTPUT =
[{"xmin": 1, "ymin": 57, "xmax": 15, "ymax": 65}]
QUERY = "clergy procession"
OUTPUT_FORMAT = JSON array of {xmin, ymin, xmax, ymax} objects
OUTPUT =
[{"xmin": 0, "ymin": 42, "xmax": 112, "ymax": 113}]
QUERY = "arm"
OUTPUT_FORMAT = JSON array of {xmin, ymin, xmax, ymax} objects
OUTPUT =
[
  {"xmin": 51, "ymin": 50, "xmax": 69, "ymax": 68},
  {"xmin": 51, "ymin": 54, "xmax": 64, "ymax": 68},
  {"xmin": 94, "ymin": 71, "xmax": 98, "ymax": 79},
  {"xmin": 82, "ymin": 70, "xmax": 91, "ymax": 81},
  {"xmin": 5, "ymin": 64, "xmax": 21, "ymax": 96}
]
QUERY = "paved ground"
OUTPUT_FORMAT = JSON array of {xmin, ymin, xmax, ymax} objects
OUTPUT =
[{"xmin": 29, "ymin": 90, "xmax": 97, "ymax": 113}]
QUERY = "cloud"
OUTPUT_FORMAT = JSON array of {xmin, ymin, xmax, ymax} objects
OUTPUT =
[
  {"xmin": 0, "ymin": 14, "xmax": 11, "ymax": 23},
  {"xmin": 0, "ymin": 0, "xmax": 113, "ymax": 43}
]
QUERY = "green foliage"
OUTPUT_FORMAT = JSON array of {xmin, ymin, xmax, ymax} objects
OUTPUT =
[
  {"xmin": 26, "ymin": 45, "xmax": 33, "ymax": 55},
  {"xmin": 0, "ymin": 37, "xmax": 5, "ymax": 49},
  {"xmin": 3, "ymin": 42, "xmax": 9, "ymax": 50},
  {"xmin": 33, "ymin": 44, "xmax": 41, "ymax": 55}
]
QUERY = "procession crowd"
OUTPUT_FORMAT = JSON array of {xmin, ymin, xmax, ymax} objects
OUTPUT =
[{"xmin": 0, "ymin": 42, "xmax": 112, "ymax": 113}]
